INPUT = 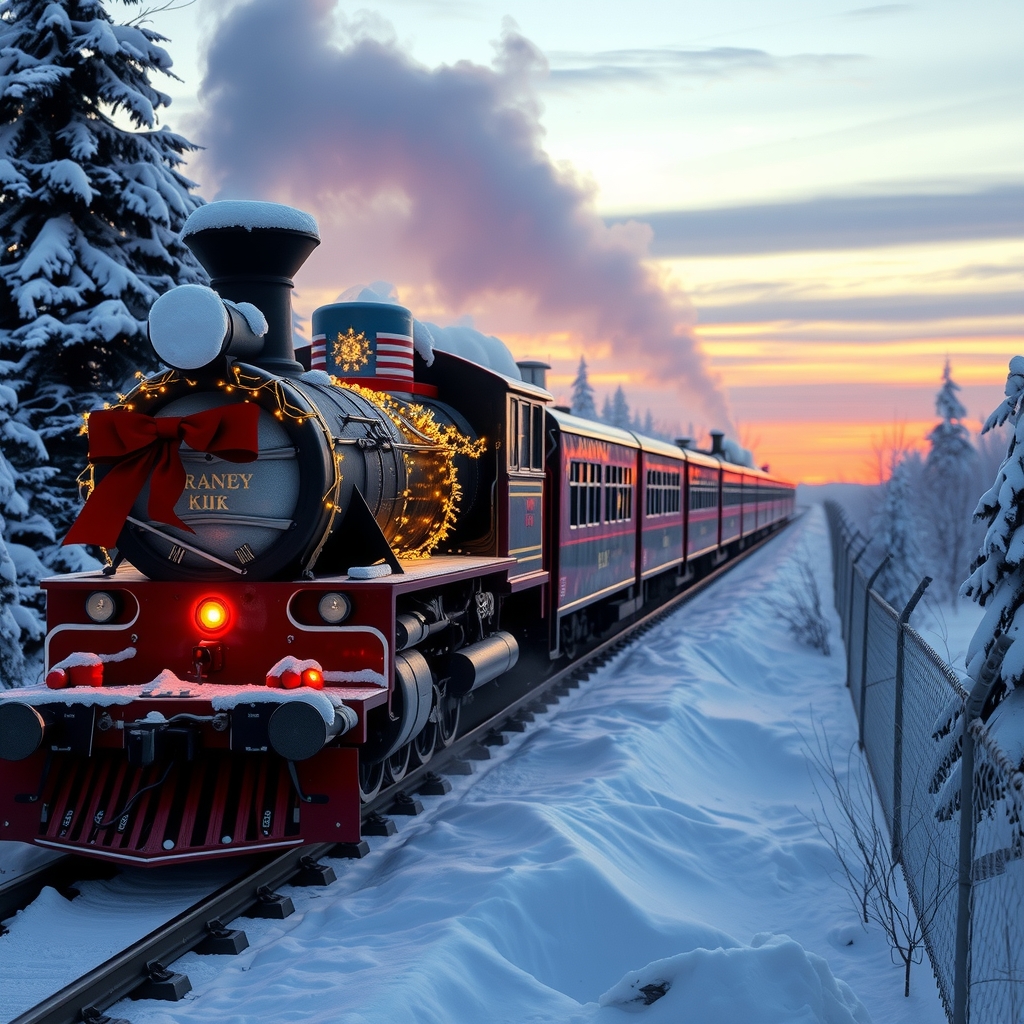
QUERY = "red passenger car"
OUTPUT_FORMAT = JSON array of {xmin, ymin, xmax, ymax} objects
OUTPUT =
[{"xmin": 639, "ymin": 439, "xmax": 685, "ymax": 582}]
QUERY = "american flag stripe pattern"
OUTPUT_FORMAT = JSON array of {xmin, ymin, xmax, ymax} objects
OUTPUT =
[
  {"xmin": 311, "ymin": 333, "xmax": 327, "ymax": 370},
  {"xmin": 375, "ymin": 332, "xmax": 414, "ymax": 380}
]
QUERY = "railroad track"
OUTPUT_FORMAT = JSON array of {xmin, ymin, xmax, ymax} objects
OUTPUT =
[{"xmin": 3, "ymin": 520, "xmax": 794, "ymax": 1024}]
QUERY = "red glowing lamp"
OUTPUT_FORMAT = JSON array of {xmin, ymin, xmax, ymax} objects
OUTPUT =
[{"xmin": 196, "ymin": 597, "xmax": 230, "ymax": 632}]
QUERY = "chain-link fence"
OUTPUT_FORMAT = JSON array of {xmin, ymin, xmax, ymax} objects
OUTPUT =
[
  {"xmin": 899, "ymin": 626, "xmax": 964, "ymax": 1018},
  {"xmin": 826, "ymin": 501, "xmax": 1024, "ymax": 1024},
  {"xmin": 967, "ymin": 721, "xmax": 1024, "ymax": 1023}
]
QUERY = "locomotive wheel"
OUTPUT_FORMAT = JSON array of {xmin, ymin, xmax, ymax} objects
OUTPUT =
[
  {"xmin": 358, "ymin": 758, "xmax": 385, "ymax": 802},
  {"xmin": 384, "ymin": 742, "xmax": 412, "ymax": 784},
  {"xmin": 560, "ymin": 612, "xmax": 589, "ymax": 662},
  {"xmin": 412, "ymin": 720, "xmax": 435, "ymax": 766},
  {"xmin": 412, "ymin": 684, "xmax": 443, "ymax": 766},
  {"xmin": 437, "ymin": 691, "xmax": 461, "ymax": 749}
]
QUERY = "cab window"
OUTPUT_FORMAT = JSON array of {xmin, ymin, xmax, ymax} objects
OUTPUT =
[{"xmin": 509, "ymin": 398, "xmax": 545, "ymax": 474}]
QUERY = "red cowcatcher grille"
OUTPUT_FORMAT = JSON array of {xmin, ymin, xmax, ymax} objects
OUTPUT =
[{"xmin": 24, "ymin": 745, "xmax": 360, "ymax": 864}]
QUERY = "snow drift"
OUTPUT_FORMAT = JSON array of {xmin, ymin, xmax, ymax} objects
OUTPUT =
[{"xmin": 598, "ymin": 934, "xmax": 869, "ymax": 1023}]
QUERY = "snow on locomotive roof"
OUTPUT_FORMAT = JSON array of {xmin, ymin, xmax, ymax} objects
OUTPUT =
[
  {"xmin": 426, "ymin": 321, "xmax": 521, "ymax": 379},
  {"xmin": 182, "ymin": 200, "xmax": 320, "ymax": 239}
]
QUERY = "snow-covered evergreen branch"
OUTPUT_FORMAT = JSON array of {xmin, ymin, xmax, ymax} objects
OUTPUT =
[{"xmin": 0, "ymin": 0, "xmax": 206, "ymax": 674}]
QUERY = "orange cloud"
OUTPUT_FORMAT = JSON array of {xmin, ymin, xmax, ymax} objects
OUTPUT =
[{"xmin": 751, "ymin": 420, "xmax": 938, "ymax": 485}]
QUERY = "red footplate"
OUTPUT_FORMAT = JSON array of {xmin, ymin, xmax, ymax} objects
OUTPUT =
[{"xmin": 1, "ymin": 748, "xmax": 360, "ymax": 865}]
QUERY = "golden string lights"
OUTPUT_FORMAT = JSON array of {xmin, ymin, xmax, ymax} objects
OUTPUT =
[
  {"xmin": 227, "ymin": 364, "xmax": 312, "ymax": 424},
  {"xmin": 75, "ymin": 362, "xmax": 481, "ymax": 564},
  {"xmin": 112, "ymin": 366, "xmax": 314, "ymax": 424},
  {"xmin": 337, "ymin": 381, "xmax": 485, "ymax": 558},
  {"xmin": 78, "ymin": 365, "xmax": 323, "ymax": 517}
]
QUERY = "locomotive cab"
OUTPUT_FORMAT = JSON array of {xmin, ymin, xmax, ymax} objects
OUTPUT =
[{"xmin": 417, "ymin": 348, "xmax": 550, "ymax": 580}]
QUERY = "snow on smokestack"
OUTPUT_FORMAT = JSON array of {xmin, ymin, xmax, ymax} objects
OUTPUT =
[{"xmin": 181, "ymin": 200, "xmax": 320, "ymax": 375}]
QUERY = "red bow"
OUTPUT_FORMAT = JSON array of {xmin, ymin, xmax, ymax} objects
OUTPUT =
[{"xmin": 64, "ymin": 404, "xmax": 260, "ymax": 549}]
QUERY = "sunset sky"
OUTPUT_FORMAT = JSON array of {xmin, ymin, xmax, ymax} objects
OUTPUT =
[{"xmin": 125, "ymin": 0, "xmax": 1023, "ymax": 483}]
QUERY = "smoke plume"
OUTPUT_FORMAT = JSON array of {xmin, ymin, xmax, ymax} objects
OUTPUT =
[{"xmin": 192, "ymin": 0, "xmax": 731, "ymax": 426}]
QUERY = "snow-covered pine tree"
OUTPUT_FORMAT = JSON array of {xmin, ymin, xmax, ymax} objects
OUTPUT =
[
  {"xmin": 0, "ymin": 377, "xmax": 43, "ymax": 686},
  {"xmin": 0, "ymin": 545, "xmax": 25, "ymax": 687},
  {"xmin": 611, "ymin": 385, "xmax": 630, "ymax": 430},
  {"xmin": 929, "ymin": 359, "xmax": 972, "ymax": 460},
  {"xmin": 601, "ymin": 394, "xmax": 613, "ymax": 424},
  {"xmin": 930, "ymin": 358, "xmax": 1024, "ymax": 818},
  {"xmin": 922, "ymin": 359, "xmax": 979, "ymax": 601},
  {"xmin": 962, "ymin": 356, "xmax": 1024, "ymax": 690},
  {"xmin": 0, "ymin": 0, "xmax": 206, "ymax": 569},
  {"xmin": 874, "ymin": 452, "xmax": 923, "ymax": 609},
  {"xmin": 643, "ymin": 409, "xmax": 654, "ymax": 436},
  {"xmin": 570, "ymin": 355, "xmax": 597, "ymax": 420}
]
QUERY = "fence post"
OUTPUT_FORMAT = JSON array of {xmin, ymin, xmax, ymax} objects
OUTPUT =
[
  {"xmin": 837, "ymin": 527, "xmax": 848, "ymax": 630},
  {"xmin": 826, "ymin": 504, "xmax": 838, "ymax": 595},
  {"xmin": 846, "ymin": 538, "xmax": 868, "ymax": 690},
  {"xmin": 835, "ymin": 528, "xmax": 847, "ymax": 632},
  {"xmin": 892, "ymin": 575, "xmax": 931, "ymax": 864},
  {"xmin": 953, "ymin": 634, "xmax": 1014, "ymax": 1024},
  {"xmin": 830, "ymin": 512, "xmax": 841, "ymax": 616},
  {"xmin": 858, "ymin": 555, "xmax": 891, "ymax": 749}
]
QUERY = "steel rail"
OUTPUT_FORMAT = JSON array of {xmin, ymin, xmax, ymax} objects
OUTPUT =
[
  {"xmin": 7, "ymin": 517, "xmax": 795, "ymax": 1024},
  {"xmin": 7, "ymin": 843, "xmax": 334, "ymax": 1024}
]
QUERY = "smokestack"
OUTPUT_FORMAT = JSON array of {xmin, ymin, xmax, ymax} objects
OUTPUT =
[
  {"xmin": 516, "ymin": 359, "xmax": 550, "ymax": 389},
  {"xmin": 710, "ymin": 430, "xmax": 725, "ymax": 456},
  {"xmin": 181, "ymin": 201, "xmax": 320, "ymax": 376},
  {"xmin": 674, "ymin": 437, "xmax": 692, "ymax": 451}
]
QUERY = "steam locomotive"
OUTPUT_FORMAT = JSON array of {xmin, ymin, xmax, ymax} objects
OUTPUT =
[{"xmin": 0, "ymin": 202, "xmax": 795, "ymax": 865}]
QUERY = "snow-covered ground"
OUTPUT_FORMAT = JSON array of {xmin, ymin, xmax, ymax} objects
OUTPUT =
[
  {"xmin": 1, "ymin": 507, "xmax": 946, "ymax": 1023},
  {"xmin": 0, "ymin": 841, "xmax": 60, "ymax": 882}
]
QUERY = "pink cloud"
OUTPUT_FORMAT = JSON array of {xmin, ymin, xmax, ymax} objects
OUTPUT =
[{"xmin": 191, "ymin": 0, "xmax": 731, "ymax": 426}]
